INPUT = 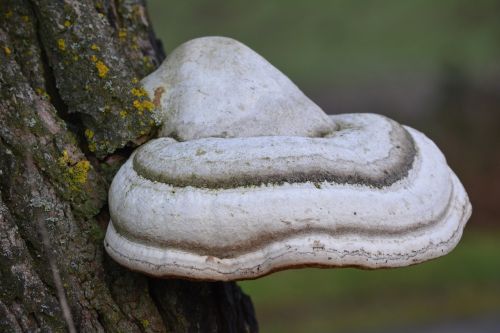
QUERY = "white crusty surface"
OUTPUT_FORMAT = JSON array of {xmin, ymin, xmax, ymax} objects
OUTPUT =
[
  {"xmin": 141, "ymin": 36, "xmax": 335, "ymax": 140},
  {"xmin": 104, "ymin": 114, "xmax": 471, "ymax": 281}
]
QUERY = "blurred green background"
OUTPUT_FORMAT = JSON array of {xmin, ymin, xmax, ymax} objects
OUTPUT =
[{"xmin": 148, "ymin": 1, "xmax": 500, "ymax": 332}]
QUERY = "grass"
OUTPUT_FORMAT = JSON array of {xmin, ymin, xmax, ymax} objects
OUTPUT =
[
  {"xmin": 148, "ymin": 0, "xmax": 500, "ymax": 86},
  {"xmin": 239, "ymin": 230, "xmax": 500, "ymax": 332}
]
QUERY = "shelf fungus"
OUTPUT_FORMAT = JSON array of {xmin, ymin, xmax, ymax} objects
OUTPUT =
[{"xmin": 104, "ymin": 37, "xmax": 471, "ymax": 281}]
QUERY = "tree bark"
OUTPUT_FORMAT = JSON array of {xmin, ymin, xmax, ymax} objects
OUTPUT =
[{"xmin": 0, "ymin": 1, "xmax": 258, "ymax": 332}]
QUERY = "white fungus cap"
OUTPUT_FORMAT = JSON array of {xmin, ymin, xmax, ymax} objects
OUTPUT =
[
  {"xmin": 104, "ymin": 37, "xmax": 471, "ymax": 281},
  {"xmin": 141, "ymin": 36, "xmax": 335, "ymax": 140}
]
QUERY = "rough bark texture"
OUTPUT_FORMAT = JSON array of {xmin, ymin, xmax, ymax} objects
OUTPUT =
[{"xmin": 0, "ymin": 1, "xmax": 258, "ymax": 332}]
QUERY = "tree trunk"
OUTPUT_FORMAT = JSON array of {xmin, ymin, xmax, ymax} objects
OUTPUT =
[{"xmin": 0, "ymin": 1, "xmax": 258, "ymax": 332}]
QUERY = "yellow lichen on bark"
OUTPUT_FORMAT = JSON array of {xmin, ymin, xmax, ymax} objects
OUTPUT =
[
  {"xmin": 118, "ymin": 29, "xmax": 127, "ymax": 39},
  {"xmin": 57, "ymin": 39, "xmax": 66, "ymax": 51},
  {"xmin": 131, "ymin": 87, "xmax": 147, "ymax": 97},
  {"xmin": 132, "ymin": 99, "xmax": 154, "ymax": 113},
  {"xmin": 95, "ymin": 60, "xmax": 109, "ymax": 78},
  {"xmin": 84, "ymin": 129, "xmax": 94, "ymax": 140},
  {"xmin": 3, "ymin": 46, "xmax": 12, "ymax": 56},
  {"xmin": 58, "ymin": 150, "xmax": 91, "ymax": 191}
]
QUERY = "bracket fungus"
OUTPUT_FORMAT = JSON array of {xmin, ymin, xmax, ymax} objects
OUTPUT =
[{"xmin": 104, "ymin": 37, "xmax": 471, "ymax": 281}]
